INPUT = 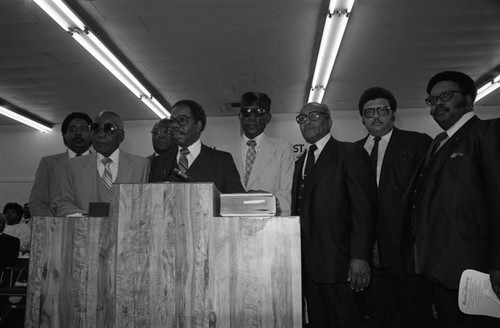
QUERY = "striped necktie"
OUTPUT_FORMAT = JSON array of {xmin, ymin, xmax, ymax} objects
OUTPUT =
[
  {"xmin": 245, "ymin": 139, "xmax": 257, "ymax": 187},
  {"xmin": 101, "ymin": 157, "xmax": 113, "ymax": 190},
  {"xmin": 179, "ymin": 147, "xmax": 190, "ymax": 173}
]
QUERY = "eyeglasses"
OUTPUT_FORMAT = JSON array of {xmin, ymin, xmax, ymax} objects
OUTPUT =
[
  {"xmin": 362, "ymin": 106, "xmax": 392, "ymax": 118},
  {"xmin": 425, "ymin": 90, "xmax": 463, "ymax": 106},
  {"xmin": 89, "ymin": 122, "xmax": 122, "ymax": 135},
  {"xmin": 151, "ymin": 127, "xmax": 171, "ymax": 137},
  {"xmin": 295, "ymin": 111, "xmax": 330, "ymax": 125},
  {"xmin": 67, "ymin": 126, "xmax": 90, "ymax": 133},
  {"xmin": 167, "ymin": 115, "xmax": 192, "ymax": 126},
  {"xmin": 240, "ymin": 107, "xmax": 269, "ymax": 118}
]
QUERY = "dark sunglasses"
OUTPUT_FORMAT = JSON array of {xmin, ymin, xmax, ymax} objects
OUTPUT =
[
  {"xmin": 240, "ymin": 107, "xmax": 269, "ymax": 118},
  {"xmin": 89, "ymin": 122, "xmax": 122, "ymax": 135},
  {"xmin": 362, "ymin": 106, "xmax": 392, "ymax": 118},
  {"xmin": 295, "ymin": 111, "xmax": 330, "ymax": 125},
  {"xmin": 151, "ymin": 127, "xmax": 171, "ymax": 137}
]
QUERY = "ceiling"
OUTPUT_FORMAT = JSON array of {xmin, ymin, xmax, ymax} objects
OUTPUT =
[{"xmin": 1, "ymin": 0, "xmax": 500, "ymax": 127}]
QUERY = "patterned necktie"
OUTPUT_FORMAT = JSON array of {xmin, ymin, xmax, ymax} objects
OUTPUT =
[
  {"xmin": 370, "ymin": 136, "xmax": 381, "ymax": 173},
  {"xmin": 101, "ymin": 157, "xmax": 113, "ymax": 190},
  {"xmin": 179, "ymin": 147, "xmax": 190, "ymax": 173},
  {"xmin": 425, "ymin": 132, "xmax": 448, "ymax": 165},
  {"xmin": 245, "ymin": 140, "xmax": 257, "ymax": 187},
  {"xmin": 304, "ymin": 144, "xmax": 317, "ymax": 179}
]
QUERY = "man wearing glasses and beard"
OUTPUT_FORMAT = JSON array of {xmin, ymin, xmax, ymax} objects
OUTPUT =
[
  {"xmin": 219, "ymin": 92, "xmax": 294, "ymax": 215},
  {"xmin": 148, "ymin": 99, "xmax": 244, "ymax": 194},
  {"xmin": 53, "ymin": 111, "xmax": 150, "ymax": 216}
]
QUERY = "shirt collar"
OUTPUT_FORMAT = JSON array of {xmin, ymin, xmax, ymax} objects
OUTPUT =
[
  {"xmin": 242, "ymin": 133, "xmax": 264, "ymax": 147},
  {"xmin": 371, "ymin": 128, "xmax": 393, "ymax": 143},
  {"xmin": 445, "ymin": 111, "xmax": 475, "ymax": 138},
  {"xmin": 310, "ymin": 134, "xmax": 331, "ymax": 153},
  {"xmin": 178, "ymin": 138, "xmax": 202, "ymax": 158},
  {"xmin": 96, "ymin": 148, "xmax": 120, "ymax": 164},
  {"xmin": 67, "ymin": 148, "xmax": 91, "ymax": 158}
]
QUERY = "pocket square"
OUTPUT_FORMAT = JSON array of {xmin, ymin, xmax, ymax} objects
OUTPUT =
[{"xmin": 450, "ymin": 152, "xmax": 465, "ymax": 158}]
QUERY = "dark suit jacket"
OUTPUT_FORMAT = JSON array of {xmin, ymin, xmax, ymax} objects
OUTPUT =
[
  {"xmin": 356, "ymin": 128, "xmax": 431, "ymax": 268},
  {"xmin": 0, "ymin": 233, "xmax": 20, "ymax": 270},
  {"xmin": 402, "ymin": 116, "xmax": 500, "ymax": 289},
  {"xmin": 292, "ymin": 136, "xmax": 377, "ymax": 284},
  {"xmin": 148, "ymin": 144, "xmax": 245, "ymax": 194}
]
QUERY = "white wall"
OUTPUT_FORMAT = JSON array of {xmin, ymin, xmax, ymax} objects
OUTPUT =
[{"xmin": 1, "ymin": 106, "xmax": 499, "ymax": 205}]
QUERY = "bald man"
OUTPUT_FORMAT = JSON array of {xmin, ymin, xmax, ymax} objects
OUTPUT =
[{"xmin": 53, "ymin": 111, "xmax": 150, "ymax": 216}]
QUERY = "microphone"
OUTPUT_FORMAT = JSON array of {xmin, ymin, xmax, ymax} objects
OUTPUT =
[{"xmin": 173, "ymin": 168, "xmax": 195, "ymax": 182}]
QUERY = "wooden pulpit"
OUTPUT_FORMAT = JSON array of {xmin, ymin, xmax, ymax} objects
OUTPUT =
[{"xmin": 25, "ymin": 183, "xmax": 302, "ymax": 327}]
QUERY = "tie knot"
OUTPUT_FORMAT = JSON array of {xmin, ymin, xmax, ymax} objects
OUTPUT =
[
  {"xmin": 180, "ymin": 147, "xmax": 190, "ymax": 156},
  {"xmin": 436, "ymin": 131, "xmax": 448, "ymax": 141},
  {"xmin": 101, "ymin": 157, "xmax": 112, "ymax": 166},
  {"xmin": 373, "ymin": 136, "xmax": 381, "ymax": 143},
  {"xmin": 309, "ymin": 144, "xmax": 317, "ymax": 153},
  {"xmin": 247, "ymin": 139, "xmax": 256, "ymax": 147}
]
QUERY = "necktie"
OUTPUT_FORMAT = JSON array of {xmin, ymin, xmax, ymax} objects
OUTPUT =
[
  {"xmin": 304, "ymin": 144, "xmax": 317, "ymax": 179},
  {"xmin": 370, "ymin": 136, "xmax": 381, "ymax": 173},
  {"xmin": 101, "ymin": 157, "xmax": 113, "ymax": 190},
  {"xmin": 179, "ymin": 147, "xmax": 190, "ymax": 173},
  {"xmin": 244, "ymin": 140, "xmax": 257, "ymax": 187},
  {"xmin": 425, "ymin": 132, "xmax": 448, "ymax": 165}
]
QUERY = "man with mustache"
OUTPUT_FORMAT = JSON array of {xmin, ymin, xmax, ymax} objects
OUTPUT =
[
  {"xmin": 148, "ymin": 99, "xmax": 244, "ymax": 193},
  {"xmin": 355, "ymin": 87, "xmax": 433, "ymax": 327},
  {"xmin": 148, "ymin": 118, "xmax": 173, "ymax": 159},
  {"xmin": 401, "ymin": 71, "xmax": 500, "ymax": 326},
  {"xmin": 29, "ymin": 112, "xmax": 93, "ymax": 216}
]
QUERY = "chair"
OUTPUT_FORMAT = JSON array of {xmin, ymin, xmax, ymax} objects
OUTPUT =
[{"xmin": 0, "ymin": 258, "xmax": 28, "ymax": 323}]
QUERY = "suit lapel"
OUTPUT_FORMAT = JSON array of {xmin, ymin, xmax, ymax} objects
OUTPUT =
[
  {"xmin": 116, "ymin": 150, "xmax": 132, "ymax": 182},
  {"xmin": 247, "ymin": 135, "xmax": 274, "ymax": 187},
  {"xmin": 379, "ymin": 128, "xmax": 402, "ymax": 192},
  {"xmin": 82, "ymin": 153, "xmax": 97, "ymax": 202},
  {"xmin": 301, "ymin": 137, "xmax": 337, "ymax": 198},
  {"xmin": 187, "ymin": 144, "xmax": 209, "ymax": 180}
]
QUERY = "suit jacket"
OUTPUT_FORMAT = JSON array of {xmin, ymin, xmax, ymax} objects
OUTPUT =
[
  {"xmin": 29, "ymin": 152, "xmax": 69, "ymax": 216},
  {"xmin": 401, "ymin": 116, "xmax": 500, "ymax": 289},
  {"xmin": 221, "ymin": 134, "xmax": 294, "ymax": 215},
  {"xmin": 292, "ymin": 136, "xmax": 377, "ymax": 284},
  {"xmin": 0, "ymin": 233, "xmax": 20, "ymax": 270},
  {"xmin": 53, "ymin": 150, "xmax": 150, "ymax": 216},
  {"xmin": 356, "ymin": 128, "xmax": 431, "ymax": 268},
  {"xmin": 148, "ymin": 144, "xmax": 245, "ymax": 194}
]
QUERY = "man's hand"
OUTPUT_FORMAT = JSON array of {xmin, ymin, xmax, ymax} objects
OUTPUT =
[
  {"xmin": 490, "ymin": 269, "xmax": 500, "ymax": 300},
  {"xmin": 347, "ymin": 258, "xmax": 370, "ymax": 292}
]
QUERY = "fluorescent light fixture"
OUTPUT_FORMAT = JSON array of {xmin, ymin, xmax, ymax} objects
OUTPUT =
[
  {"xmin": 0, "ymin": 106, "xmax": 52, "ymax": 133},
  {"xmin": 308, "ymin": 0, "xmax": 355, "ymax": 103},
  {"xmin": 34, "ymin": 0, "xmax": 170, "ymax": 118},
  {"xmin": 476, "ymin": 74, "xmax": 500, "ymax": 103}
]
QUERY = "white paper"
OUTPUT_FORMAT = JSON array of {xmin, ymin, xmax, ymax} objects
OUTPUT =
[{"xmin": 458, "ymin": 269, "xmax": 500, "ymax": 318}]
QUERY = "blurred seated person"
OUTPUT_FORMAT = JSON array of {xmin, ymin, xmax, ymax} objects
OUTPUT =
[
  {"xmin": 0, "ymin": 213, "xmax": 20, "ymax": 270},
  {"xmin": 3, "ymin": 203, "xmax": 31, "ymax": 254},
  {"xmin": 22, "ymin": 203, "xmax": 32, "ymax": 228}
]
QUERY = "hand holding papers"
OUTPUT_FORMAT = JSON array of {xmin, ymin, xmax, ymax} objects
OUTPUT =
[{"xmin": 459, "ymin": 269, "xmax": 500, "ymax": 318}]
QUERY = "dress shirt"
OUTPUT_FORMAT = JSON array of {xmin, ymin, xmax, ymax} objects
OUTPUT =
[
  {"xmin": 438, "ymin": 111, "xmax": 475, "ymax": 150},
  {"xmin": 301, "ymin": 134, "xmax": 331, "ymax": 178},
  {"xmin": 96, "ymin": 149, "xmax": 120, "ymax": 183},
  {"xmin": 175, "ymin": 139, "xmax": 201, "ymax": 169},
  {"xmin": 68, "ymin": 148, "xmax": 90, "ymax": 158},
  {"xmin": 241, "ymin": 133, "xmax": 264, "ymax": 173},
  {"xmin": 363, "ymin": 129, "xmax": 393, "ymax": 186}
]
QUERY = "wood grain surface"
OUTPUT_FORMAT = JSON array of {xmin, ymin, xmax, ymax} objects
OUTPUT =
[{"xmin": 26, "ymin": 183, "xmax": 301, "ymax": 327}]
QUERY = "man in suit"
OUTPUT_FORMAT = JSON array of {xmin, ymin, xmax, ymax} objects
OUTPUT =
[
  {"xmin": 292, "ymin": 102, "xmax": 376, "ymax": 327},
  {"xmin": 29, "ymin": 112, "xmax": 93, "ymax": 216},
  {"xmin": 219, "ymin": 92, "xmax": 294, "ymax": 215},
  {"xmin": 148, "ymin": 118, "xmax": 173, "ymax": 159},
  {"xmin": 355, "ymin": 87, "xmax": 433, "ymax": 327},
  {"xmin": 0, "ymin": 214, "xmax": 20, "ymax": 271},
  {"xmin": 53, "ymin": 111, "xmax": 150, "ymax": 216},
  {"xmin": 402, "ymin": 71, "xmax": 500, "ymax": 326},
  {"xmin": 149, "ymin": 100, "xmax": 244, "ymax": 194}
]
